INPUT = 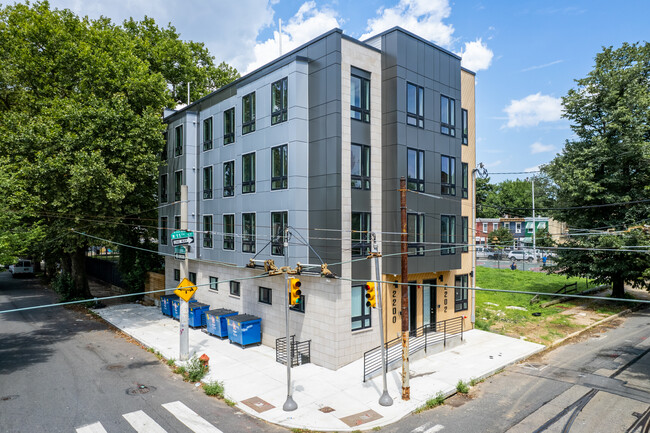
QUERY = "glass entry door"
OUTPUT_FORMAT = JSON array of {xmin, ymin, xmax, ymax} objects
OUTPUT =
[{"xmin": 423, "ymin": 279, "xmax": 437, "ymax": 331}]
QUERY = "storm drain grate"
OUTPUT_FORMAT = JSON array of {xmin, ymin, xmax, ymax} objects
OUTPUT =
[{"xmin": 126, "ymin": 384, "xmax": 155, "ymax": 395}]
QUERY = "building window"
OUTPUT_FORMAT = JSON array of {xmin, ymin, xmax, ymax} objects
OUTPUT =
[
  {"xmin": 515, "ymin": 222, "xmax": 522, "ymax": 233},
  {"xmin": 351, "ymin": 75, "xmax": 370, "ymax": 123},
  {"xmin": 174, "ymin": 216, "xmax": 181, "ymax": 230},
  {"xmin": 441, "ymin": 95, "xmax": 455, "ymax": 136},
  {"xmin": 259, "ymin": 286, "xmax": 272, "ymax": 305},
  {"xmin": 441, "ymin": 215, "xmax": 456, "ymax": 255},
  {"xmin": 407, "ymin": 213, "xmax": 425, "ymax": 256},
  {"xmin": 209, "ymin": 276, "xmax": 218, "ymax": 291},
  {"xmin": 223, "ymin": 214, "xmax": 234, "ymax": 250},
  {"xmin": 203, "ymin": 166, "xmax": 213, "ymax": 199},
  {"xmin": 351, "ymin": 285, "xmax": 371, "ymax": 330},
  {"xmin": 461, "ymin": 163, "xmax": 468, "ymax": 199},
  {"xmin": 174, "ymin": 125, "xmax": 183, "ymax": 156},
  {"xmin": 160, "ymin": 217, "xmax": 168, "ymax": 245},
  {"xmin": 482, "ymin": 223, "xmax": 488, "ymax": 232},
  {"xmin": 406, "ymin": 82, "xmax": 424, "ymax": 127},
  {"xmin": 461, "ymin": 109, "xmax": 468, "ymax": 145},
  {"xmin": 351, "ymin": 212, "xmax": 371, "ymax": 256},
  {"xmin": 271, "ymin": 77, "xmax": 288, "ymax": 125},
  {"xmin": 271, "ymin": 144, "xmax": 288, "ymax": 190},
  {"xmin": 271, "ymin": 211, "xmax": 287, "ymax": 256},
  {"xmin": 242, "ymin": 92, "xmax": 256, "ymax": 135},
  {"xmin": 203, "ymin": 117, "xmax": 213, "ymax": 151},
  {"xmin": 441, "ymin": 155, "xmax": 456, "ymax": 195},
  {"xmin": 173, "ymin": 268, "xmax": 180, "ymax": 281},
  {"xmin": 242, "ymin": 213, "xmax": 255, "ymax": 253},
  {"xmin": 203, "ymin": 215, "xmax": 213, "ymax": 248},
  {"xmin": 174, "ymin": 170, "xmax": 182, "ymax": 201},
  {"xmin": 503, "ymin": 222, "xmax": 509, "ymax": 228},
  {"xmin": 455, "ymin": 274, "xmax": 468, "ymax": 311},
  {"xmin": 189, "ymin": 272, "xmax": 197, "ymax": 284},
  {"xmin": 223, "ymin": 107, "xmax": 235, "ymax": 145},
  {"xmin": 290, "ymin": 295, "xmax": 305, "ymax": 313},
  {"xmin": 407, "ymin": 148, "xmax": 425, "ymax": 192},
  {"xmin": 230, "ymin": 281, "xmax": 240, "ymax": 297},
  {"xmin": 462, "ymin": 217, "xmax": 468, "ymax": 253},
  {"xmin": 351, "ymin": 144, "xmax": 370, "ymax": 190},
  {"xmin": 160, "ymin": 174, "xmax": 168, "ymax": 203},
  {"xmin": 242, "ymin": 152, "xmax": 255, "ymax": 194},
  {"xmin": 493, "ymin": 223, "xmax": 499, "ymax": 231},
  {"xmin": 223, "ymin": 161, "xmax": 234, "ymax": 197},
  {"xmin": 161, "ymin": 131, "xmax": 168, "ymax": 161}
]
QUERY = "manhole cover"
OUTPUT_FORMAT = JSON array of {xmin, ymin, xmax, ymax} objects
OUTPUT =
[
  {"xmin": 126, "ymin": 384, "xmax": 155, "ymax": 395},
  {"xmin": 106, "ymin": 364, "xmax": 124, "ymax": 371},
  {"xmin": 320, "ymin": 406, "xmax": 335, "ymax": 413},
  {"xmin": 1, "ymin": 395, "xmax": 19, "ymax": 401}
]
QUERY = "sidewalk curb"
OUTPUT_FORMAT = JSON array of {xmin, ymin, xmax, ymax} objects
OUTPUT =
[{"xmin": 546, "ymin": 308, "xmax": 632, "ymax": 350}]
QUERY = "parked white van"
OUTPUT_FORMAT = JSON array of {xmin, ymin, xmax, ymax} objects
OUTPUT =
[{"xmin": 9, "ymin": 259, "xmax": 34, "ymax": 277}]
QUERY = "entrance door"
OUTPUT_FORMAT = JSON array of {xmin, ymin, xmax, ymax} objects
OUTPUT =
[
  {"xmin": 423, "ymin": 279, "xmax": 437, "ymax": 331},
  {"xmin": 409, "ymin": 283, "xmax": 418, "ymax": 334}
]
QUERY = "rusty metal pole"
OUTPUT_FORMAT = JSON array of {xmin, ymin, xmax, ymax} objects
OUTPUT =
[{"xmin": 400, "ymin": 177, "xmax": 410, "ymax": 400}]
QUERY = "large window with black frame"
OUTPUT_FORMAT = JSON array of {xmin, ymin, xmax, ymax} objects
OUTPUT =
[
  {"xmin": 175, "ymin": 124, "xmax": 183, "ymax": 156},
  {"xmin": 407, "ymin": 148, "xmax": 425, "ymax": 192},
  {"xmin": 223, "ymin": 214, "xmax": 234, "ymax": 250},
  {"xmin": 271, "ymin": 77, "xmax": 288, "ymax": 125},
  {"xmin": 350, "ymin": 74, "xmax": 370, "ymax": 122},
  {"xmin": 242, "ymin": 152, "xmax": 255, "ymax": 193},
  {"xmin": 351, "ymin": 144, "xmax": 370, "ymax": 190},
  {"xmin": 351, "ymin": 212, "xmax": 371, "ymax": 256},
  {"xmin": 351, "ymin": 285, "xmax": 371, "ymax": 330},
  {"xmin": 223, "ymin": 161, "xmax": 234, "ymax": 197},
  {"xmin": 441, "ymin": 215, "xmax": 456, "ymax": 255},
  {"xmin": 242, "ymin": 213, "xmax": 256, "ymax": 253},
  {"xmin": 461, "ymin": 108, "xmax": 468, "ymax": 145},
  {"xmin": 462, "ymin": 162, "xmax": 468, "ymax": 199},
  {"xmin": 271, "ymin": 211, "xmax": 287, "ymax": 256},
  {"xmin": 441, "ymin": 155, "xmax": 456, "ymax": 195},
  {"xmin": 406, "ymin": 82, "xmax": 424, "ymax": 127},
  {"xmin": 440, "ymin": 95, "xmax": 455, "ymax": 136},
  {"xmin": 203, "ymin": 215, "xmax": 213, "ymax": 248},
  {"xmin": 242, "ymin": 92, "xmax": 256, "ymax": 134},
  {"xmin": 223, "ymin": 107, "xmax": 235, "ymax": 145},
  {"xmin": 160, "ymin": 217, "xmax": 168, "ymax": 245},
  {"xmin": 160, "ymin": 174, "xmax": 168, "ymax": 203},
  {"xmin": 407, "ymin": 213, "xmax": 425, "ymax": 256},
  {"xmin": 271, "ymin": 144, "xmax": 288, "ymax": 190},
  {"xmin": 174, "ymin": 170, "xmax": 182, "ymax": 201},
  {"xmin": 203, "ymin": 166, "xmax": 213, "ymax": 199},
  {"xmin": 462, "ymin": 216, "xmax": 468, "ymax": 252},
  {"xmin": 203, "ymin": 117, "xmax": 213, "ymax": 151},
  {"xmin": 455, "ymin": 274, "xmax": 468, "ymax": 311}
]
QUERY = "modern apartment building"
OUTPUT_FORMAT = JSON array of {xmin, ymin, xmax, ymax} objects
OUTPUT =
[{"xmin": 159, "ymin": 27, "xmax": 476, "ymax": 370}]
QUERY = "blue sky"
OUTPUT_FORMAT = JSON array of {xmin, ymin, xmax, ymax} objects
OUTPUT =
[{"xmin": 48, "ymin": 0, "xmax": 650, "ymax": 181}]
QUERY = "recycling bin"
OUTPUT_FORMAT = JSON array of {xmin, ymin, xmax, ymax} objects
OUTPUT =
[
  {"xmin": 188, "ymin": 302, "xmax": 210, "ymax": 328},
  {"xmin": 227, "ymin": 314, "xmax": 262, "ymax": 347},
  {"xmin": 160, "ymin": 294, "xmax": 179, "ymax": 317},
  {"xmin": 171, "ymin": 298, "xmax": 197, "ymax": 320},
  {"xmin": 205, "ymin": 309, "xmax": 238, "ymax": 338}
]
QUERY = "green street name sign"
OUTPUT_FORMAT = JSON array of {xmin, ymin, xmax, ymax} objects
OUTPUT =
[{"xmin": 171, "ymin": 230, "xmax": 194, "ymax": 246}]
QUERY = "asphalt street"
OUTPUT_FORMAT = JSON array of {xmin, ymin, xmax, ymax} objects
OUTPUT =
[{"xmin": 0, "ymin": 272, "xmax": 287, "ymax": 433}]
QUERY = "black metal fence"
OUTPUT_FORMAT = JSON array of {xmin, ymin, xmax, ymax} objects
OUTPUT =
[
  {"xmin": 276, "ymin": 335, "xmax": 311, "ymax": 367},
  {"xmin": 363, "ymin": 316, "xmax": 464, "ymax": 382},
  {"xmin": 85, "ymin": 257, "xmax": 125, "ymax": 288}
]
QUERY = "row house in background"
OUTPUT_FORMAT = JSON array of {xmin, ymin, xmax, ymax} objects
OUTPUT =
[
  {"xmin": 158, "ymin": 27, "xmax": 476, "ymax": 370},
  {"xmin": 476, "ymin": 216, "xmax": 568, "ymax": 247}
]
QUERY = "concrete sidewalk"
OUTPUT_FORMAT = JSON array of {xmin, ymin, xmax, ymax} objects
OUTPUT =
[{"xmin": 94, "ymin": 303, "xmax": 544, "ymax": 432}]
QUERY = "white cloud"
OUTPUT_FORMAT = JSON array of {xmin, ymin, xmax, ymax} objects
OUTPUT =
[
  {"xmin": 503, "ymin": 93, "xmax": 563, "ymax": 128},
  {"xmin": 360, "ymin": 0, "xmax": 454, "ymax": 46},
  {"xmin": 485, "ymin": 160, "xmax": 503, "ymax": 169},
  {"xmin": 458, "ymin": 38, "xmax": 493, "ymax": 71},
  {"xmin": 245, "ymin": 1, "xmax": 340, "ymax": 73},
  {"xmin": 530, "ymin": 141, "xmax": 556, "ymax": 154}
]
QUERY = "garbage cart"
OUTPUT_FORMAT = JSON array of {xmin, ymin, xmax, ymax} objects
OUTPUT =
[
  {"xmin": 205, "ymin": 309, "xmax": 238, "ymax": 338},
  {"xmin": 160, "ymin": 294, "xmax": 179, "ymax": 317},
  {"xmin": 227, "ymin": 314, "xmax": 262, "ymax": 347},
  {"xmin": 171, "ymin": 298, "xmax": 197, "ymax": 320},
  {"xmin": 188, "ymin": 302, "xmax": 210, "ymax": 328}
]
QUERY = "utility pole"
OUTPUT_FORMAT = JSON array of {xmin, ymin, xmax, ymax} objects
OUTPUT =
[
  {"xmin": 399, "ymin": 177, "xmax": 410, "ymax": 400},
  {"xmin": 283, "ymin": 228, "xmax": 297, "ymax": 411},
  {"xmin": 179, "ymin": 185, "xmax": 189, "ymax": 361},
  {"xmin": 532, "ymin": 176, "xmax": 536, "ymax": 257}
]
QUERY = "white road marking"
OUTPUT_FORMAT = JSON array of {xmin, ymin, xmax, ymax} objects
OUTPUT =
[
  {"xmin": 76, "ymin": 422, "xmax": 108, "ymax": 433},
  {"xmin": 411, "ymin": 422, "xmax": 445, "ymax": 433},
  {"xmin": 162, "ymin": 401, "xmax": 223, "ymax": 433},
  {"xmin": 123, "ymin": 410, "xmax": 168, "ymax": 433}
]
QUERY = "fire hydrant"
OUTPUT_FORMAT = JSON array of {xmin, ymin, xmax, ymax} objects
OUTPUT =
[{"xmin": 199, "ymin": 353, "xmax": 210, "ymax": 368}]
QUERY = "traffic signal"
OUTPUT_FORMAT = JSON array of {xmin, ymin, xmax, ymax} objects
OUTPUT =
[
  {"xmin": 289, "ymin": 278, "xmax": 302, "ymax": 306},
  {"xmin": 365, "ymin": 282, "xmax": 376, "ymax": 308}
]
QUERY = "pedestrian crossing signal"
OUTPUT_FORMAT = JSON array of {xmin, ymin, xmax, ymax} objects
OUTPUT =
[{"xmin": 365, "ymin": 282, "xmax": 376, "ymax": 308}]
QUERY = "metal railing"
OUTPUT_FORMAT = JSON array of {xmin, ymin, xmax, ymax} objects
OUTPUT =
[
  {"xmin": 276, "ymin": 335, "xmax": 311, "ymax": 367},
  {"xmin": 363, "ymin": 316, "xmax": 464, "ymax": 382}
]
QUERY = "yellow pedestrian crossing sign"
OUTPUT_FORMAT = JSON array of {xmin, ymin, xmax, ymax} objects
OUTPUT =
[{"xmin": 174, "ymin": 278, "xmax": 197, "ymax": 302}]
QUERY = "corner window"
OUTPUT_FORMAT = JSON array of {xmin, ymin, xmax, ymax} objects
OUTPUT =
[
  {"xmin": 161, "ymin": 131, "xmax": 168, "ymax": 161},
  {"xmin": 271, "ymin": 211, "xmax": 287, "ymax": 256},
  {"xmin": 173, "ymin": 268, "xmax": 180, "ymax": 281},
  {"xmin": 203, "ymin": 166, "xmax": 213, "ymax": 199},
  {"xmin": 174, "ymin": 125, "xmax": 183, "ymax": 156},
  {"xmin": 351, "ymin": 144, "xmax": 370, "ymax": 190},
  {"xmin": 174, "ymin": 170, "xmax": 182, "ymax": 201},
  {"xmin": 223, "ymin": 161, "xmax": 234, "ymax": 197},
  {"xmin": 223, "ymin": 108, "xmax": 235, "ymax": 145},
  {"xmin": 230, "ymin": 281, "xmax": 240, "ymax": 297},
  {"xmin": 209, "ymin": 276, "xmax": 218, "ymax": 291},
  {"xmin": 351, "ymin": 212, "xmax": 371, "ymax": 256},
  {"xmin": 242, "ymin": 92, "xmax": 256, "ymax": 135},
  {"xmin": 189, "ymin": 272, "xmax": 197, "ymax": 284},
  {"xmin": 455, "ymin": 274, "xmax": 468, "ymax": 311},
  {"xmin": 203, "ymin": 117, "xmax": 213, "ymax": 151},
  {"xmin": 407, "ymin": 213, "xmax": 425, "ymax": 256},
  {"xmin": 223, "ymin": 214, "xmax": 234, "ymax": 250},
  {"xmin": 242, "ymin": 153, "xmax": 255, "ymax": 194},
  {"xmin": 441, "ymin": 95, "xmax": 455, "ymax": 136},
  {"xmin": 259, "ymin": 286, "xmax": 272, "ymax": 305},
  {"xmin": 271, "ymin": 77, "xmax": 288, "ymax": 125},
  {"xmin": 407, "ymin": 148, "xmax": 425, "ymax": 192},
  {"xmin": 242, "ymin": 213, "xmax": 256, "ymax": 253},
  {"xmin": 351, "ymin": 285, "xmax": 371, "ymax": 330},
  {"xmin": 441, "ymin": 155, "xmax": 456, "ymax": 196},
  {"xmin": 174, "ymin": 215, "xmax": 181, "ymax": 230},
  {"xmin": 203, "ymin": 215, "xmax": 213, "ymax": 249},
  {"xmin": 160, "ymin": 174, "xmax": 168, "ymax": 203},
  {"xmin": 462, "ymin": 217, "xmax": 468, "ymax": 253},
  {"xmin": 407, "ymin": 82, "xmax": 424, "ymax": 128},
  {"xmin": 271, "ymin": 144, "xmax": 288, "ymax": 190},
  {"xmin": 462, "ymin": 163, "xmax": 468, "ymax": 199},
  {"xmin": 351, "ymin": 75, "xmax": 370, "ymax": 123},
  {"xmin": 441, "ymin": 215, "xmax": 456, "ymax": 255},
  {"xmin": 160, "ymin": 217, "xmax": 168, "ymax": 245},
  {"xmin": 461, "ymin": 109, "xmax": 468, "ymax": 145}
]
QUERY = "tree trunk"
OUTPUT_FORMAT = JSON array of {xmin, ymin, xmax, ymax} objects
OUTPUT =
[
  {"xmin": 61, "ymin": 255, "xmax": 72, "ymax": 275},
  {"xmin": 611, "ymin": 277, "xmax": 625, "ymax": 298},
  {"xmin": 70, "ymin": 247, "xmax": 92, "ymax": 299}
]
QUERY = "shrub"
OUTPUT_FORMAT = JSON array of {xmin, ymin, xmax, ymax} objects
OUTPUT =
[
  {"xmin": 456, "ymin": 379, "xmax": 469, "ymax": 394},
  {"xmin": 51, "ymin": 272, "xmax": 76, "ymax": 302},
  {"xmin": 203, "ymin": 381, "xmax": 224, "ymax": 397},
  {"xmin": 186, "ymin": 355, "xmax": 208, "ymax": 382}
]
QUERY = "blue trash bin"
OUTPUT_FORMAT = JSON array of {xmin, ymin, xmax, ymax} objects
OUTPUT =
[
  {"xmin": 227, "ymin": 314, "xmax": 262, "ymax": 347},
  {"xmin": 205, "ymin": 309, "xmax": 238, "ymax": 338},
  {"xmin": 172, "ymin": 298, "xmax": 197, "ymax": 320},
  {"xmin": 160, "ymin": 294, "xmax": 179, "ymax": 317},
  {"xmin": 188, "ymin": 302, "xmax": 210, "ymax": 327}
]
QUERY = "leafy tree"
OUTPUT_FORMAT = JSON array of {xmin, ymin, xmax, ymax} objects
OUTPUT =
[
  {"xmin": 488, "ymin": 227, "xmax": 514, "ymax": 248},
  {"xmin": 476, "ymin": 176, "xmax": 556, "ymax": 218},
  {"xmin": 534, "ymin": 227, "xmax": 555, "ymax": 248},
  {"xmin": 476, "ymin": 177, "xmax": 500, "ymax": 218},
  {"xmin": 543, "ymin": 42, "xmax": 650, "ymax": 297}
]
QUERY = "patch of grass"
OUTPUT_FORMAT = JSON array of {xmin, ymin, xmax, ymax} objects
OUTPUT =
[
  {"xmin": 373, "ymin": 427, "xmax": 382, "ymax": 431},
  {"xmin": 154, "ymin": 351, "xmax": 164, "ymax": 360},
  {"xmin": 469, "ymin": 377, "xmax": 485, "ymax": 386},
  {"xmin": 146, "ymin": 347, "xmax": 155, "ymax": 353},
  {"xmin": 415, "ymin": 392, "xmax": 445, "ymax": 413},
  {"xmin": 224, "ymin": 398, "xmax": 236, "ymax": 407},
  {"xmin": 166, "ymin": 358, "xmax": 176, "ymax": 367},
  {"xmin": 173, "ymin": 366, "xmax": 186, "ymax": 375},
  {"xmin": 456, "ymin": 379, "xmax": 469, "ymax": 394},
  {"xmin": 186, "ymin": 355, "xmax": 209, "ymax": 382},
  {"xmin": 203, "ymin": 380, "xmax": 224, "ymax": 398}
]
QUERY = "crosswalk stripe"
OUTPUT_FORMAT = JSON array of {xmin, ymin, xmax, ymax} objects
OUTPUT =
[
  {"xmin": 162, "ymin": 401, "xmax": 223, "ymax": 433},
  {"xmin": 411, "ymin": 422, "xmax": 445, "ymax": 433},
  {"xmin": 123, "ymin": 410, "xmax": 168, "ymax": 433},
  {"xmin": 76, "ymin": 422, "xmax": 108, "ymax": 433}
]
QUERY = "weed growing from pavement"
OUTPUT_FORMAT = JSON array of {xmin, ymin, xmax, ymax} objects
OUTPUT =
[
  {"xmin": 166, "ymin": 358, "xmax": 176, "ymax": 367},
  {"xmin": 173, "ymin": 366, "xmax": 186, "ymax": 375},
  {"xmin": 415, "ymin": 392, "xmax": 446, "ymax": 413},
  {"xmin": 224, "ymin": 398, "xmax": 236, "ymax": 407},
  {"xmin": 146, "ymin": 347, "xmax": 155, "ymax": 353},
  {"xmin": 456, "ymin": 379, "xmax": 469, "ymax": 394},
  {"xmin": 202, "ymin": 381, "xmax": 224, "ymax": 398},
  {"xmin": 469, "ymin": 377, "xmax": 485, "ymax": 386},
  {"xmin": 186, "ymin": 355, "xmax": 208, "ymax": 382}
]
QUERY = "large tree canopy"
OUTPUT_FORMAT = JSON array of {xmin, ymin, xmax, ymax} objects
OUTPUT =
[
  {"xmin": 0, "ymin": 2, "xmax": 239, "ymax": 298},
  {"xmin": 543, "ymin": 42, "xmax": 650, "ymax": 297},
  {"xmin": 476, "ymin": 176, "xmax": 556, "ymax": 219}
]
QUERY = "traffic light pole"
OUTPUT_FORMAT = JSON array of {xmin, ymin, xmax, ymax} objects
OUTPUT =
[
  {"xmin": 283, "ymin": 229, "xmax": 297, "ymax": 412},
  {"xmin": 399, "ymin": 177, "xmax": 410, "ymax": 400},
  {"xmin": 179, "ymin": 185, "xmax": 189, "ymax": 361},
  {"xmin": 371, "ymin": 233, "xmax": 393, "ymax": 406}
]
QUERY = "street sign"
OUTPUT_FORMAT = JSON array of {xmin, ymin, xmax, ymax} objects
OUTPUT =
[
  {"xmin": 174, "ymin": 246, "xmax": 186, "ymax": 260},
  {"xmin": 171, "ymin": 230, "xmax": 194, "ymax": 246},
  {"xmin": 174, "ymin": 278, "xmax": 197, "ymax": 302}
]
